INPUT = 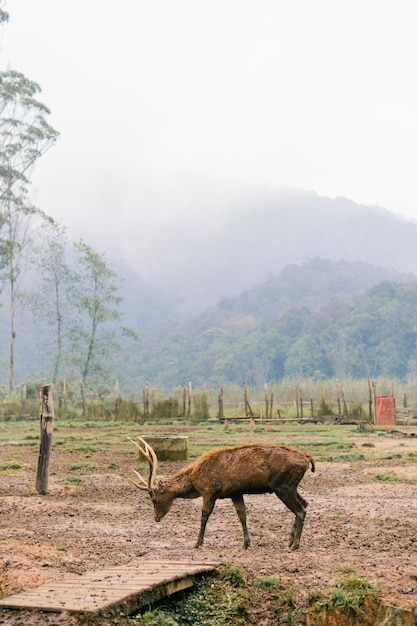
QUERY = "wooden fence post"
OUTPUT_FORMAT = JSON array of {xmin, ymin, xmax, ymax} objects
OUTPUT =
[
  {"xmin": 36, "ymin": 385, "xmax": 54, "ymax": 495},
  {"xmin": 187, "ymin": 381, "xmax": 192, "ymax": 418},
  {"xmin": 218, "ymin": 384, "xmax": 224, "ymax": 419},
  {"xmin": 143, "ymin": 382, "xmax": 150, "ymax": 418},
  {"xmin": 264, "ymin": 384, "xmax": 269, "ymax": 420}
]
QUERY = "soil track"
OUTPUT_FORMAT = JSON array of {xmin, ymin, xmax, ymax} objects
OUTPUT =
[{"xmin": 0, "ymin": 434, "xmax": 417, "ymax": 624}]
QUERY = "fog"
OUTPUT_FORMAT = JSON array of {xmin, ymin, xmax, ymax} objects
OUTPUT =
[{"xmin": 2, "ymin": 0, "xmax": 417, "ymax": 279}]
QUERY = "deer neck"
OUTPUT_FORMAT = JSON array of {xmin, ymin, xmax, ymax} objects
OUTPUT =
[{"xmin": 165, "ymin": 467, "xmax": 198, "ymax": 499}]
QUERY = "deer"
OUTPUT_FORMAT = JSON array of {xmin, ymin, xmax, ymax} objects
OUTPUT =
[{"xmin": 129, "ymin": 437, "xmax": 315, "ymax": 550}]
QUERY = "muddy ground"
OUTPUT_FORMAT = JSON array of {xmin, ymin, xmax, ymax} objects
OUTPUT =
[{"xmin": 0, "ymin": 433, "xmax": 417, "ymax": 624}]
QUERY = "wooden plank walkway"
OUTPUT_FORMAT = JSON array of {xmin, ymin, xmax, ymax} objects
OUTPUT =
[{"xmin": 0, "ymin": 560, "xmax": 219, "ymax": 615}]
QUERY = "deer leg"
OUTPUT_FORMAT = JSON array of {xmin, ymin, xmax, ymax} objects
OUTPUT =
[
  {"xmin": 195, "ymin": 497, "xmax": 216, "ymax": 548},
  {"xmin": 231, "ymin": 495, "xmax": 250, "ymax": 549},
  {"xmin": 275, "ymin": 488, "xmax": 308, "ymax": 551}
]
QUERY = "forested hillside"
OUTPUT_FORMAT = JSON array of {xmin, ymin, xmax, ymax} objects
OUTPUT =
[{"xmin": 114, "ymin": 258, "xmax": 417, "ymax": 391}]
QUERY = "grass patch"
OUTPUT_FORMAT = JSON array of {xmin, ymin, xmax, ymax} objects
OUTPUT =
[
  {"xmin": 318, "ymin": 452, "xmax": 365, "ymax": 462},
  {"xmin": 138, "ymin": 564, "xmax": 305, "ymax": 626},
  {"xmin": 141, "ymin": 564, "xmax": 248, "ymax": 625},
  {"xmin": 310, "ymin": 573, "xmax": 380, "ymax": 623},
  {"xmin": 0, "ymin": 461, "xmax": 21, "ymax": 471},
  {"xmin": 374, "ymin": 471, "xmax": 407, "ymax": 483},
  {"xmin": 68, "ymin": 462, "xmax": 96, "ymax": 473},
  {"xmin": 254, "ymin": 575, "xmax": 280, "ymax": 589}
]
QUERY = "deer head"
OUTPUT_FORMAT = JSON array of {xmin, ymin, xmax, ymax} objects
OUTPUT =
[{"xmin": 129, "ymin": 437, "xmax": 173, "ymax": 521}]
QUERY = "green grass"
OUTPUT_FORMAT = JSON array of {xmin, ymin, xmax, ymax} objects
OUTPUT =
[
  {"xmin": 141, "ymin": 564, "xmax": 248, "ymax": 626},
  {"xmin": 254, "ymin": 575, "xmax": 280, "ymax": 589},
  {"xmin": 311, "ymin": 573, "xmax": 380, "ymax": 622},
  {"xmin": 0, "ymin": 461, "xmax": 21, "ymax": 471},
  {"xmin": 374, "ymin": 470, "xmax": 413, "ymax": 483},
  {"xmin": 68, "ymin": 461, "xmax": 96, "ymax": 473},
  {"xmin": 0, "ymin": 416, "xmax": 416, "ymax": 468}
]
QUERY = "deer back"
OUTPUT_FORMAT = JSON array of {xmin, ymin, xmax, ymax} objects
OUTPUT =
[{"xmin": 188, "ymin": 444, "xmax": 313, "ymax": 497}]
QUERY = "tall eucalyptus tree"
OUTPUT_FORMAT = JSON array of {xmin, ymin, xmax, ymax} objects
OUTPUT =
[{"xmin": 0, "ymin": 70, "xmax": 59, "ymax": 390}]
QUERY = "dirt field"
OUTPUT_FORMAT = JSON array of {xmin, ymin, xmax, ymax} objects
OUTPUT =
[{"xmin": 0, "ymin": 429, "xmax": 417, "ymax": 624}]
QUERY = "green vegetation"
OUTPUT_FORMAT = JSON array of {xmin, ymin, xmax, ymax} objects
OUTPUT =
[
  {"xmin": 68, "ymin": 461, "xmax": 97, "ymax": 473},
  {"xmin": 374, "ymin": 470, "xmax": 417, "ymax": 483},
  {"xmin": 106, "ymin": 263, "xmax": 417, "ymax": 390},
  {"xmin": 0, "ymin": 416, "xmax": 416, "ymax": 466},
  {"xmin": 254, "ymin": 575, "xmax": 280, "ymax": 589},
  {"xmin": 1, "ymin": 375, "xmax": 415, "ymax": 427},
  {"xmin": 4, "ymin": 255, "xmax": 417, "ymax": 397},
  {"xmin": 310, "ymin": 572, "xmax": 381, "ymax": 623},
  {"xmin": 140, "ymin": 564, "xmax": 247, "ymax": 626},
  {"xmin": 0, "ymin": 461, "xmax": 21, "ymax": 471},
  {"xmin": 137, "ymin": 564, "xmax": 307, "ymax": 626}
]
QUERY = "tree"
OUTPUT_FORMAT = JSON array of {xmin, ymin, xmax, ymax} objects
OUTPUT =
[
  {"xmin": 69, "ymin": 241, "xmax": 138, "ymax": 414},
  {"xmin": 0, "ymin": 70, "xmax": 59, "ymax": 390},
  {"xmin": 27, "ymin": 224, "xmax": 72, "ymax": 384}
]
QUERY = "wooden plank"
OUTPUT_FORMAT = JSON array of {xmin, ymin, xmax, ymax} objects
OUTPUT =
[{"xmin": 0, "ymin": 561, "xmax": 218, "ymax": 615}]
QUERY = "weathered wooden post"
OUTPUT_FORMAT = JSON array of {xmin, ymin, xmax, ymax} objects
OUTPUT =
[
  {"xmin": 81, "ymin": 380, "xmax": 86, "ymax": 417},
  {"xmin": 341, "ymin": 386, "xmax": 348, "ymax": 416},
  {"xmin": 114, "ymin": 379, "xmax": 122, "ymax": 414},
  {"xmin": 182, "ymin": 383, "xmax": 187, "ymax": 417},
  {"xmin": 336, "ymin": 380, "xmax": 341, "ymax": 416},
  {"xmin": 218, "ymin": 384, "xmax": 224, "ymax": 419},
  {"xmin": 295, "ymin": 385, "xmax": 300, "ymax": 418},
  {"xmin": 367, "ymin": 377, "xmax": 373, "ymax": 422},
  {"xmin": 309, "ymin": 378, "xmax": 314, "ymax": 418},
  {"xmin": 187, "ymin": 381, "xmax": 192, "ymax": 418},
  {"xmin": 243, "ymin": 382, "xmax": 254, "ymax": 417},
  {"xmin": 21, "ymin": 384, "xmax": 26, "ymax": 409},
  {"xmin": 264, "ymin": 384, "xmax": 269, "ymax": 420},
  {"xmin": 58, "ymin": 379, "xmax": 67, "ymax": 418},
  {"xmin": 36, "ymin": 385, "xmax": 54, "ymax": 495},
  {"xmin": 143, "ymin": 382, "xmax": 150, "ymax": 418}
]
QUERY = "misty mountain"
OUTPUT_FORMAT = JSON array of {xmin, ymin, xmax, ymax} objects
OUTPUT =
[
  {"xmin": 202, "ymin": 257, "xmax": 417, "ymax": 322},
  {"xmin": 117, "ymin": 185, "xmax": 417, "ymax": 318}
]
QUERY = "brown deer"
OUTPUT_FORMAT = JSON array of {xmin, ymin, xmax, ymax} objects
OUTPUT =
[{"xmin": 129, "ymin": 437, "xmax": 315, "ymax": 550}]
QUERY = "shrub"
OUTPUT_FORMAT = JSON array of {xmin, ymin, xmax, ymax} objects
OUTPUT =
[
  {"xmin": 150, "ymin": 398, "xmax": 180, "ymax": 420},
  {"xmin": 191, "ymin": 392, "xmax": 210, "ymax": 421}
]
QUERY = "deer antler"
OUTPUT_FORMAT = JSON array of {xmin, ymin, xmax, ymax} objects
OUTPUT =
[{"xmin": 129, "ymin": 436, "xmax": 159, "ymax": 491}]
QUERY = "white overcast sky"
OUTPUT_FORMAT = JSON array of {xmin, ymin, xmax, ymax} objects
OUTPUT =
[{"xmin": 1, "ymin": 0, "xmax": 417, "ymax": 261}]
